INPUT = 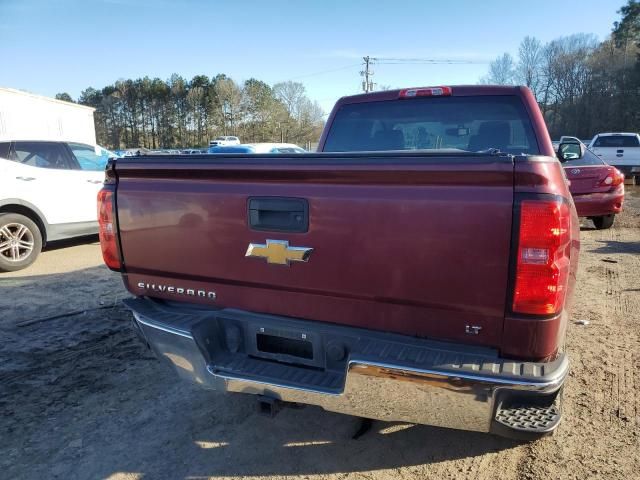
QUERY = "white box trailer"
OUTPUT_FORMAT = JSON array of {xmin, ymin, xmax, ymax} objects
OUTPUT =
[{"xmin": 0, "ymin": 87, "xmax": 96, "ymax": 144}]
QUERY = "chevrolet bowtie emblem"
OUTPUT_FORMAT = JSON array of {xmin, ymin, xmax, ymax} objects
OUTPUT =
[{"xmin": 245, "ymin": 239, "xmax": 313, "ymax": 266}]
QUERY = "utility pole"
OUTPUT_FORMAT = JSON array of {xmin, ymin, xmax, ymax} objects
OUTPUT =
[
  {"xmin": 358, "ymin": 56, "xmax": 485, "ymax": 92},
  {"xmin": 361, "ymin": 56, "xmax": 375, "ymax": 93}
]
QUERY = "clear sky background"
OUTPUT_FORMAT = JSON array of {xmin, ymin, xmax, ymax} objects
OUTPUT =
[{"xmin": 0, "ymin": 0, "xmax": 625, "ymax": 114}]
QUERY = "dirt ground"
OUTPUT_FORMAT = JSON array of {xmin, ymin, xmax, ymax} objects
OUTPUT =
[{"xmin": 1, "ymin": 188, "xmax": 639, "ymax": 480}]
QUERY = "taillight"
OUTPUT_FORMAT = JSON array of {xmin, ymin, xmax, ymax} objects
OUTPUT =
[
  {"xmin": 399, "ymin": 86, "xmax": 452, "ymax": 98},
  {"xmin": 97, "ymin": 189, "xmax": 121, "ymax": 270},
  {"xmin": 599, "ymin": 169, "xmax": 625, "ymax": 187},
  {"xmin": 513, "ymin": 200, "xmax": 571, "ymax": 315}
]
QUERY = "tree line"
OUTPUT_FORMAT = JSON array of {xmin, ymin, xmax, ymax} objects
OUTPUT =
[
  {"xmin": 481, "ymin": 1, "xmax": 640, "ymax": 139},
  {"xmin": 57, "ymin": 76, "xmax": 325, "ymax": 150},
  {"xmin": 60, "ymin": 2, "xmax": 639, "ymax": 147}
]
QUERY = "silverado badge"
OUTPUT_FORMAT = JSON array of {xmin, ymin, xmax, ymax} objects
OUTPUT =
[{"xmin": 245, "ymin": 239, "xmax": 313, "ymax": 266}]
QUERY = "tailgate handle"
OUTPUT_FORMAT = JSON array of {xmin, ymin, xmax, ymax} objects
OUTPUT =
[{"xmin": 248, "ymin": 197, "xmax": 309, "ymax": 233}]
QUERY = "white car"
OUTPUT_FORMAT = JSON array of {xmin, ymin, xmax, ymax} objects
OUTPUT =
[
  {"xmin": 246, "ymin": 143, "xmax": 307, "ymax": 153},
  {"xmin": 209, "ymin": 136, "xmax": 240, "ymax": 147},
  {"xmin": 0, "ymin": 140, "xmax": 115, "ymax": 271},
  {"xmin": 559, "ymin": 136, "xmax": 582, "ymax": 144},
  {"xmin": 588, "ymin": 133, "xmax": 640, "ymax": 178}
]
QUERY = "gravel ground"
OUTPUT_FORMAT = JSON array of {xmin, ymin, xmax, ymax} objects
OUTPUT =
[{"xmin": 1, "ymin": 187, "xmax": 639, "ymax": 480}]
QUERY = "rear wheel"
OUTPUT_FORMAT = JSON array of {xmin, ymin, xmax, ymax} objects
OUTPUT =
[
  {"xmin": 0, "ymin": 213, "xmax": 43, "ymax": 272},
  {"xmin": 592, "ymin": 214, "xmax": 615, "ymax": 230}
]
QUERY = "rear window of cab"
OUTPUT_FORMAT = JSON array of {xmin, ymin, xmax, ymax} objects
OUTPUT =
[
  {"xmin": 323, "ymin": 95, "xmax": 540, "ymax": 155},
  {"xmin": 593, "ymin": 135, "xmax": 640, "ymax": 147}
]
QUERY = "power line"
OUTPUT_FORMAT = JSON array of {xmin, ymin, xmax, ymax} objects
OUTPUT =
[
  {"xmin": 288, "ymin": 63, "xmax": 361, "ymax": 81},
  {"xmin": 360, "ymin": 56, "xmax": 490, "ymax": 92},
  {"xmin": 375, "ymin": 57, "xmax": 487, "ymax": 64},
  {"xmin": 376, "ymin": 61, "xmax": 482, "ymax": 65}
]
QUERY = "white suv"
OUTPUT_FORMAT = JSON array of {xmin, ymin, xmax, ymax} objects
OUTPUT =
[{"xmin": 0, "ymin": 140, "xmax": 114, "ymax": 271}]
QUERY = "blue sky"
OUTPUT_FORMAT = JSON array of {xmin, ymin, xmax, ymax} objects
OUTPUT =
[{"xmin": 0, "ymin": 0, "xmax": 624, "ymax": 114}]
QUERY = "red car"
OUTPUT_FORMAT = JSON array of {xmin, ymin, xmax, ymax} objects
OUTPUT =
[{"xmin": 561, "ymin": 146, "xmax": 625, "ymax": 229}]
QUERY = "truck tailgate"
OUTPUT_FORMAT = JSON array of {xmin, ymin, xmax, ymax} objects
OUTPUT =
[
  {"xmin": 116, "ymin": 154, "xmax": 514, "ymax": 348},
  {"xmin": 591, "ymin": 146, "xmax": 640, "ymax": 167}
]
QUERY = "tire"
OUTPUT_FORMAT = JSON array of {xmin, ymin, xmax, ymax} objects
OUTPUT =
[
  {"xmin": 0, "ymin": 213, "xmax": 43, "ymax": 272},
  {"xmin": 592, "ymin": 214, "xmax": 615, "ymax": 230}
]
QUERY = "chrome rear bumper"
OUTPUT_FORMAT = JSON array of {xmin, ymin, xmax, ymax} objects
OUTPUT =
[{"xmin": 126, "ymin": 298, "xmax": 568, "ymax": 436}]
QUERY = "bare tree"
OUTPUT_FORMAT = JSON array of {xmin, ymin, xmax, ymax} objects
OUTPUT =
[
  {"xmin": 273, "ymin": 81, "xmax": 306, "ymax": 119},
  {"xmin": 516, "ymin": 36, "xmax": 544, "ymax": 98},
  {"xmin": 214, "ymin": 77, "xmax": 243, "ymax": 135},
  {"xmin": 294, "ymin": 98, "xmax": 325, "ymax": 142},
  {"xmin": 480, "ymin": 53, "xmax": 516, "ymax": 85}
]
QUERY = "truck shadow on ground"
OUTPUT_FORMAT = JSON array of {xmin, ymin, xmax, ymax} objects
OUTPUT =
[
  {"xmin": 42, "ymin": 234, "xmax": 99, "ymax": 252},
  {"xmin": 589, "ymin": 239, "xmax": 640, "ymax": 255},
  {"xmin": 94, "ymin": 377, "xmax": 522, "ymax": 478},
  {"xmin": 156, "ymin": 412, "xmax": 522, "ymax": 478}
]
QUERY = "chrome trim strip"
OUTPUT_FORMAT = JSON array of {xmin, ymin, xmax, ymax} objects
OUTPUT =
[
  {"xmin": 211, "ymin": 356, "xmax": 568, "ymax": 395},
  {"xmin": 351, "ymin": 358, "xmax": 569, "ymax": 392},
  {"xmin": 132, "ymin": 312, "xmax": 193, "ymax": 339}
]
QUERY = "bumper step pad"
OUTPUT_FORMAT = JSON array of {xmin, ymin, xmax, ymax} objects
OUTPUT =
[
  {"xmin": 212, "ymin": 355, "xmax": 344, "ymax": 393},
  {"xmin": 494, "ymin": 402, "xmax": 561, "ymax": 433}
]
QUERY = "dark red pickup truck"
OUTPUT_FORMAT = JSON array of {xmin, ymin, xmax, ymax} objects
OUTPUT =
[{"xmin": 99, "ymin": 86, "xmax": 580, "ymax": 439}]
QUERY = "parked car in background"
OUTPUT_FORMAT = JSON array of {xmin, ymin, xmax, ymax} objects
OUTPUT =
[
  {"xmin": 114, "ymin": 149, "xmax": 132, "ymax": 157},
  {"xmin": 248, "ymin": 143, "xmax": 307, "ymax": 153},
  {"xmin": 588, "ymin": 132, "xmax": 640, "ymax": 179},
  {"xmin": 558, "ymin": 141, "xmax": 625, "ymax": 229},
  {"xmin": 207, "ymin": 145, "xmax": 255, "ymax": 154},
  {"xmin": 72, "ymin": 143, "xmax": 120, "ymax": 169},
  {"xmin": 118, "ymin": 147, "xmax": 152, "ymax": 156},
  {"xmin": 209, "ymin": 136, "xmax": 240, "ymax": 147},
  {"xmin": 152, "ymin": 149, "xmax": 181, "ymax": 155},
  {"xmin": 0, "ymin": 140, "xmax": 112, "ymax": 271},
  {"xmin": 559, "ymin": 136, "xmax": 582, "ymax": 144},
  {"xmin": 207, "ymin": 143, "xmax": 306, "ymax": 154}
]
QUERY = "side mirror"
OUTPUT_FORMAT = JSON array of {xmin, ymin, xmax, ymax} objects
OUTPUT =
[{"xmin": 557, "ymin": 142, "xmax": 585, "ymax": 162}]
